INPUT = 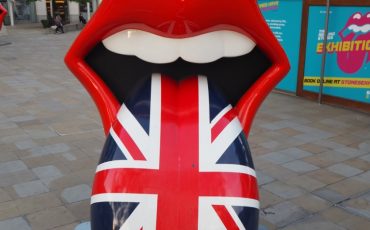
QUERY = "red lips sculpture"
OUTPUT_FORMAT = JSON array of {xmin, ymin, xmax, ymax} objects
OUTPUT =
[
  {"xmin": 65, "ymin": 0, "xmax": 289, "ymax": 229},
  {"xmin": 0, "ymin": 4, "xmax": 7, "ymax": 31}
]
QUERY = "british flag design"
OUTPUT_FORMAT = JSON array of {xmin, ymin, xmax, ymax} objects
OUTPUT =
[{"xmin": 91, "ymin": 75, "xmax": 259, "ymax": 230}]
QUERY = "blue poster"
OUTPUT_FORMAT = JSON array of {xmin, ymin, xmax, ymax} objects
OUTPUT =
[
  {"xmin": 304, "ymin": 7, "xmax": 370, "ymax": 104},
  {"xmin": 259, "ymin": 0, "xmax": 303, "ymax": 93}
]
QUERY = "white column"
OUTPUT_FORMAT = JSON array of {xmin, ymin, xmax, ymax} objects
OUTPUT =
[
  {"xmin": 7, "ymin": 0, "xmax": 14, "ymax": 26},
  {"xmin": 68, "ymin": 1, "xmax": 79, "ymax": 22},
  {"xmin": 87, "ymin": 2, "xmax": 91, "ymax": 20},
  {"xmin": 92, "ymin": 0, "xmax": 97, "ymax": 12},
  {"xmin": 50, "ymin": 0, "xmax": 54, "ymax": 18},
  {"xmin": 35, "ymin": 0, "xmax": 47, "ymax": 22}
]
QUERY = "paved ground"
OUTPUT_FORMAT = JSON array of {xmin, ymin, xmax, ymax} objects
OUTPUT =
[{"xmin": 0, "ymin": 27, "xmax": 369, "ymax": 230}]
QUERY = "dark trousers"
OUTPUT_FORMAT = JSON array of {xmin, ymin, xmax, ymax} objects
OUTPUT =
[{"xmin": 55, "ymin": 24, "xmax": 64, "ymax": 33}]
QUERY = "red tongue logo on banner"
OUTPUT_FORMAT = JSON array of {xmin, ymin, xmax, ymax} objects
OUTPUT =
[{"xmin": 337, "ymin": 12, "xmax": 370, "ymax": 74}]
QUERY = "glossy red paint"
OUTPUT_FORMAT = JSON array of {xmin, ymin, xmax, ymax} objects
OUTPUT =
[
  {"xmin": 65, "ymin": 0, "xmax": 290, "ymax": 136},
  {"xmin": 0, "ymin": 4, "xmax": 7, "ymax": 30},
  {"xmin": 211, "ymin": 108, "xmax": 237, "ymax": 142},
  {"xmin": 213, "ymin": 205, "xmax": 240, "ymax": 230},
  {"xmin": 112, "ymin": 121, "xmax": 147, "ymax": 161}
]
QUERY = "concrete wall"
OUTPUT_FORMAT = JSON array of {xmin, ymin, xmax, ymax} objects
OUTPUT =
[
  {"xmin": 6, "ymin": 0, "xmax": 85, "ymax": 24},
  {"xmin": 34, "ymin": 1, "xmax": 80, "ymax": 23},
  {"xmin": 35, "ymin": 0, "xmax": 47, "ymax": 22},
  {"xmin": 69, "ymin": 1, "xmax": 79, "ymax": 23}
]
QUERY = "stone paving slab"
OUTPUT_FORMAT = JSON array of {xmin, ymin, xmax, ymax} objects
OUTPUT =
[
  {"xmin": 257, "ymin": 170, "xmax": 276, "ymax": 186},
  {"xmin": 26, "ymin": 206, "xmax": 77, "ymax": 230},
  {"xmin": 32, "ymin": 165, "xmax": 63, "ymax": 186},
  {"xmin": 282, "ymin": 160, "xmax": 319, "ymax": 173},
  {"xmin": 263, "ymin": 181, "xmax": 306, "ymax": 199},
  {"xmin": 281, "ymin": 215, "xmax": 345, "ymax": 230},
  {"xmin": 0, "ymin": 170, "xmax": 38, "ymax": 188},
  {"xmin": 0, "ymin": 192, "xmax": 62, "ymax": 221},
  {"xmin": 313, "ymin": 188, "xmax": 348, "ymax": 204},
  {"xmin": 13, "ymin": 180, "xmax": 49, "ymax": 198},
  {"xmin": 321, "ymin": 207, "xmax": 370, "ymax": 230},
  {"xmin": 0, "ymin": 160, "xmax": 28, "ymax": 174},
  {"xmin": 340, "ymin": 191, "xmax": 370, "ymax": 219},
  {"xmin": 61, "ymin": 184, "xmax": 91, "ymax": 204},
  {"xmin": 286, "ymin": 175, "xmax": 326, "ymax": 192},
  {"xmin": 0, "ymin": 217, "xmax": 32, "ymax": 230},
  {"xmin": 327, "ymin": 163, "xmax": 364, "ymax": 177},
  {"xmin": 0, "ymin": 27, "xmax": 369, "ymax": 229},
  {"xmin": 261, "ymin": 201, "xmax": 309, "ymax": 228}
]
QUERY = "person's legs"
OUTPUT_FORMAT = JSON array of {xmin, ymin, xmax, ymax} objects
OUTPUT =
[{"xmin": 55, "ymin": 25, "xmax": 63, "ymax": 33}]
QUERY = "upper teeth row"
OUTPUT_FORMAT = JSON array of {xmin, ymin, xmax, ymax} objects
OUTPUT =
[
  {"xmin": 102, "ymin": 29, "xmax": 256, "ymax": 64},
  {"xmin": 348, "ymin": 24, "xmax": 370, "ymax": 33}
]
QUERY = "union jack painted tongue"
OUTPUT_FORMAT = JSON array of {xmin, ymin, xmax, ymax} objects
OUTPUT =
[{"xmin": 91, "ymin": 75, "xmax": 259, "ymax": 230}]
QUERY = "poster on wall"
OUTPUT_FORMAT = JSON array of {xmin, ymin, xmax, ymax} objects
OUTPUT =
[
  {"xmin": 304, "ymin": 7, "xmax": 370, "ymax": 104},
  {"xmin": 258, "ymin": 0, "xmax": 303, "ymax": 93}
]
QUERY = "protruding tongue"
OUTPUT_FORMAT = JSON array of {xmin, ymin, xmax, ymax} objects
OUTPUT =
[{"xmin": 337, "ymin": 32, "xmax": 370, "ymax": 74}]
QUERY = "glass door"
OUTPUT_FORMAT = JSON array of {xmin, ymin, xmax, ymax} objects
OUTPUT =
[{"xmin": 47, "ymin": 0, "xmax": 70, "ymax": 24}]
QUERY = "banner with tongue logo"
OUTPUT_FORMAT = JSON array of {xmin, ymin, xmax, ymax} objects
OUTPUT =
[
  {"xmin": 258, "ymin": 0, "xmax": 303, "ymax": 94},
  {"xmin": 303, "ymin": 6, "xmax": 370, "ymax": 104}
]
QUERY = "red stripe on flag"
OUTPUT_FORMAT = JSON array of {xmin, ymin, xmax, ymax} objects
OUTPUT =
[
  {"xmin": 213, "ymin": 205, "xmax": 239, "ymax": 230},
  {"xmin": 113, "ymin": 121, "xmax": 147, "ymax": 161},
  {"xmin": 92, "ymin": 169, "xmax": 258, "ymax": 200},
  {"xmin": 211, "ymin": 108, "xmax": 237, "ymax": 142}
]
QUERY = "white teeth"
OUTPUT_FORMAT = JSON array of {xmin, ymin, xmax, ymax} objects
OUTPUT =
[
  {"xmin": 180, "ymin": 31, "xmax": 224, "ymax": 63},
  {"xmin": 348, "ymin": 24, "xmax": 370, "ymax": 33},
  {"xmin": 102, "ymin": 29, "xmax": 256, "ymax": 64}
]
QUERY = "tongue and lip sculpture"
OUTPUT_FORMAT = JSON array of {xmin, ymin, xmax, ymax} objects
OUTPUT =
[
  {"xmin": 65, "ymin": 0, "xmax": 289, "ymax": 229},
  {"xmin": 338, "ymin": 12, "xmax": 370, "ymax": 74},
  {"xmin": 0, "ymin": 4, "xmax": 7, "ymax": 31}
]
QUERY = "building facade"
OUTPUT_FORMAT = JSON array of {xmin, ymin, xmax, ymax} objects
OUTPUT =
[{"xmin": 1, "ymin": 0, "xmax": 98, "ymax": 25}]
